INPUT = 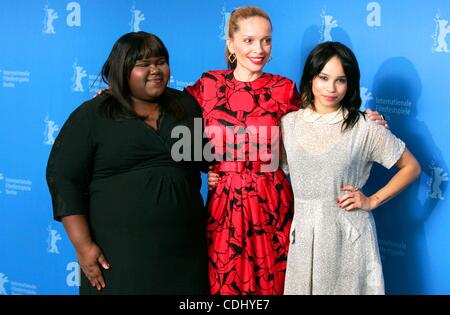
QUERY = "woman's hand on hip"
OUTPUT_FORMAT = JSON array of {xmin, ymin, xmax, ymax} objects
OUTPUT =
[{"xmin": 338, "ymin": 185, "xmax": 379, "ymax": 212}]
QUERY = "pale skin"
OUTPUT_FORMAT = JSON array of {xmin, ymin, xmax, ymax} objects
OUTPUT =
[
  {"xmin": 62, "ymin": 56, "xmax": 170, "ymax": 290},
  {"xmin": 227, "ymin": 16, "xmax": 272, "ymax": 82}
]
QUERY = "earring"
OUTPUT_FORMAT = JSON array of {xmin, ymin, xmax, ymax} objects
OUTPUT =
[
  {"xmin": 268, "ymin": 56, "xmax": 273, "ymax": 62},
  {"xmin": 228, "ymin": 53, "xmax": 236, "ymax": 63}
]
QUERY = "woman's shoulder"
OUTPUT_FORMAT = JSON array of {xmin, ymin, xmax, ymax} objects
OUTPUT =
[
  {"xmin": 70, "ymin": 94, "xmax": 109, "ymax": 118},
  {"xmin": 203, "ymin": 69, "xmax": 231, "ymax": 76},
  {"xmin": 354, "ymin": 112, "xmax": 374, "ymax": 127},
  {"xmin": 169, "ymin": 87, "xmax": 197, "ymax": 103},
  {"xmin": 199, "ymin": 70, "xmax": 231, "ymax": 81},
  {"xmin": 167, "ymin": 86, "xmax": 184, "ymax": 98},
  {"xmin": 353, "ymin": 111, "xmax": 387, "ymax": 135},
  {"xmin": 58, "ymin": 94, "xmax": 110, "ymax": 130},
  {"xmin": 187, "ymin": 71, "xmax": 230, "ymax": 89},
  {"xmin": 265, "ymin": 73, "xmax": 296, "ymax": 86},
  {"xmin": 169, "ymin": 87, "xmax": 202, "ymax": 115},
  {"xmin": 281, "ymin": 108, "xmax": 304, "ymax": 125}
]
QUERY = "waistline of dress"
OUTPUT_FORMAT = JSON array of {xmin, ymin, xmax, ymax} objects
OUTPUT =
[
  {"xmin": 92, "ymin": 162, "xmax": 198, "ymax": 179},
  {"xmin": 213, "ymin": 161, "xmax": 276, "ymax": 173}
]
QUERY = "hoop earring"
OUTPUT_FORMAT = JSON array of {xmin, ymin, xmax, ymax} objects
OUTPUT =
[{"xmin": 228, "ymin": 53, "xmax": 236, "ymax": 64}]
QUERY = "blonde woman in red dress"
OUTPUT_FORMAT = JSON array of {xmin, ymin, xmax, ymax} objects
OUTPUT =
[
  {"xmin": 186, "ymin": 7, "xmax": 299, "ymax": 295},
  {"xmin": 188, "ymin": 6, "xmax": 386, "ymax": 295}
]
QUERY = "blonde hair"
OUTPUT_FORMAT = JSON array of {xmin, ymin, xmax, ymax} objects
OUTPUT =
[{"xmin": 225, "ymin": 6, "xmax": 272, "ymax": 69}]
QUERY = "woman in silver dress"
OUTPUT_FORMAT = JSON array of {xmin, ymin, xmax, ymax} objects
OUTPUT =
[{"xmin": 280, "ymin": 42, "xmax": 421, "ymax": 294}]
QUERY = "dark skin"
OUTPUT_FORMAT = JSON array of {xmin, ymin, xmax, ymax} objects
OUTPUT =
[
  {"xmin": 129, "ymin": 56, "xmax": 170, "ymax": 129},
  {"xmin": 134, "ymin": 101, "xmax": 161, "ymax": 130},
  {"xmin": 62, "ymin": 56, "xmax": 170, "ymax": 291},
  {"xmin": 61, "ymin": 215, "xmax": 109, "ymax": 290}
]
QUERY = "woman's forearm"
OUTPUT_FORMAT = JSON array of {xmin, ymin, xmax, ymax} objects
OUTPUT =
[
  {"xmin": 61, "ymin": 214, "xmax": 94, "ymax": 254},
  {"xmin": 369, "ymin": 148, "xmax": 421, "ymax": 209}
]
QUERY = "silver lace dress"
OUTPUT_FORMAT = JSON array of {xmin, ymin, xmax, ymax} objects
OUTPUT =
[{"xmin": 281, "ymin": 107, "xmax": 405, "ymax": 295}]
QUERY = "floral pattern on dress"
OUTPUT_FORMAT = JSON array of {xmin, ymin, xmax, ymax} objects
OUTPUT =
[{"xmin": 186, "ymin": 70, "xmax": 300, "ymax": 295}]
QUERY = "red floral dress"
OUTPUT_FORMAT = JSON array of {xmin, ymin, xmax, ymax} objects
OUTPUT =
[{"xmin": 186, "ymin": 70, "xmax": 299, "ymax": 295}]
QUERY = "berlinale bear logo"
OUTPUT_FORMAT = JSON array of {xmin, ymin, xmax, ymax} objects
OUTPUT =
[
  {"xmin": 360, "ymin": 87, "xmax": 374, "ymax": 111},
  {"xmin": 44, "ymin": 116, "xmax": 59, "ymax": 145},
  {"xmin": 72, "ymin": 62, "xmax": 87, "ymax": 92},
  {"xmin": 429, "ymin": 165, "xmax": 448, "ymax": 200},
  {"xmin": 433, "ymin": 13, "xmax": 450, "ymax": 53},
  {"xmin": 219, "ymin": 6, "xmax": 231, "ymax": 40},
  {"xmin": 47, "ymin": 225, "xmax": 62, "ymax": 254},
  {"xmin": 42, "ymin": 2, "xmax": 81, "ymax": 35},
  {"xmin": 43, "ymin": 6, "xmax": 58, "ymax": 34},
  {"xmin": 0, "ymin": 273, "xmax": 9, "ymax": 295},
  {"xmin": 0, "ymin": 173, "xmax": 4, "ymax": 194},
  {"xmin": 130, "ymin": 5, "xmax": 146, "ymax": 32},
  {"xmin": 320, "ymin": 10, "xmax": 338, "ymax": 42}
]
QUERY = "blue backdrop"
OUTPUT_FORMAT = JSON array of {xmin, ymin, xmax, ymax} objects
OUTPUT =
[{"xmin": 0, "ymin": 0, "xmax": 448, "ymax": 295}]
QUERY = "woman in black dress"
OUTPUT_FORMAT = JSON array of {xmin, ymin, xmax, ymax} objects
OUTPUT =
[{"xmin": 46, "ymin": 32, "xmax": 209, "ymax": 294}]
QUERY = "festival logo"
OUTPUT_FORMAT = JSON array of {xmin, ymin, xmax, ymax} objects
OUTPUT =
[
  {"xmin": 0, "ymin": 273, "xmax": 9, "ymax": 295},
  {"xmin": 360, "ymin": 87, "xmax": 374, "ymax": 110},
  {"xmin": 0, "ymin": 173, "xmax": 4, "ymax": 194},
  {"xmin": 47, "ymin": 225, "xmax": 62, "ymax": 254},
  {"xmin": 428, "ymin": 163, "xmax": 448, "ymax": 200},
  {"xmin": 375, "ymin": 97, "xmax": 412, "ymax": 119},
  {"xmin": 169, "ymin": 75, "xmax": 193, "ymax": 91},
  {"xmin": 44, "ymin": 115, "xmax": 59, "ymax": 145},
  {"xmin": 43, "ymin": 5, "xmax": 58, "ymax": 34},
  {"xmin": 320, "ymin": 9, "xmax": 338, "ymax": 42},
  {"xmin": 2, "ymin": 174, "xmax": 32, "ymax": 196},
  {"xmin": 72, "ymin": 62, "xmax": 87, "ymax": 92},
  {"xmin": 1, "ymin": 69, "xmax": 31, "ymax": 88},
  {"xmin": 130, "ymin": 5, "xmax": 145, "ymax": 32},
  {"xmin": 433, "ymin": 12, "xmax": 450, "ymax": 53},
  {"xmin": 219, "ymin": 5, "xmax": 231, "ymax": 40}
]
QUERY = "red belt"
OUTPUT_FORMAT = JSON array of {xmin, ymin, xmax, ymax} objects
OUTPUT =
[{"xmin": 213, "ymin": 161, "xmax": 270, "ymax": 173}]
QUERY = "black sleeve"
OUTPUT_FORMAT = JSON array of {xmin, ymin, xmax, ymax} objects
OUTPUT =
[
  {"xmin": 46, "ymin": 103, "xmax": 95, "ymax": 221},
  {"xmin": 183, "ymin": 90, "xmax": 214, "ymax": 173}
]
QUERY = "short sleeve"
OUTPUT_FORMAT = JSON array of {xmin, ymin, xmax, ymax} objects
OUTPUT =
[
  {"xmin": 368, "ymin": 121, "xmax": 406, "ymax": 169},
  {"xmin": 278, "ymin": 80, "xmax": 300, "ymax": 117},
  {"xmin": 185, "ymin": 71, "xmax": 227, "ymax": 115},
  {"xmin": 46, "ymin": 103, "xmax": 94, "ymax": 221}
]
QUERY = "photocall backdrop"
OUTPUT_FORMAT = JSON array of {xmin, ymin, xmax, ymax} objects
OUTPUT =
[{"xmin": 0, "ymin": 0, "xmax": 448, "ymax": 295}]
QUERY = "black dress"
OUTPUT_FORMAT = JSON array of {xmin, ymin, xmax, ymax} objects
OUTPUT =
[{"xmin": 46, "ymin": 89, "xmax": 209, "ymax": 294}]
